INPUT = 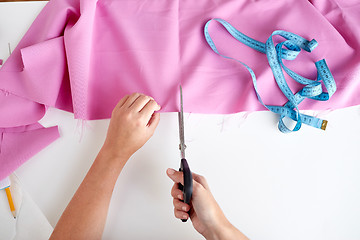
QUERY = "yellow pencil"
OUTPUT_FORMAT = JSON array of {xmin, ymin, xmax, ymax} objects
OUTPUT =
[{"xmin": 5, "ymin": 187, "xmax": 16, "ymax": 219}]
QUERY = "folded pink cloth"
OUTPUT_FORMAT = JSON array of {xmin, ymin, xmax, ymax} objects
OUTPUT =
[{"xmin": 1, "ymin": 0, "xmax": 359, "ymax": 180}]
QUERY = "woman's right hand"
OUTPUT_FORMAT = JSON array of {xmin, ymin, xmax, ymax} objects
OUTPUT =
[{"xmin": 166, "ymin": 169, "xmax": 248, "ymax": 240}]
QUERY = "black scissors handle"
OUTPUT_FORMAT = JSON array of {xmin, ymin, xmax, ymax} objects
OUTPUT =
[{"xmin": 178, "ymin": 158, "xmax": 193, "ymax": 222}]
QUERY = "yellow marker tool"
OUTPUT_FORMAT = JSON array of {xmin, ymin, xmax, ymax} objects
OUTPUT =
[{"xmin": 5, "ymin": 187, "xmax": 16, "ymax": 218}]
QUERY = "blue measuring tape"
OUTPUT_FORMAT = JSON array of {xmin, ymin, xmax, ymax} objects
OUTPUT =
[{"xmin": 204, "ymin": 18, "xmax": 336, "ymax": 133}]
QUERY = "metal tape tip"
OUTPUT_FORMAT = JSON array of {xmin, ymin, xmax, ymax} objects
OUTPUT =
[{"xmin": 321, "ymin": 120, "xmax": 328, "ymax": 130}]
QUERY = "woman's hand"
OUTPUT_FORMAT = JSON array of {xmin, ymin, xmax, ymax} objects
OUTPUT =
[
  {"xmin": 167, "ymin": 169, "xmax": 249, "ymax": 240},
  {"xmin": 102, "ymin": 93, "xmax": 161, "ymax": 162}
]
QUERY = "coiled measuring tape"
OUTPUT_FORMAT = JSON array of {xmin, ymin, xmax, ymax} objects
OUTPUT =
[{"xmin": 204, "ymin": 18, "xmax": 336, "ymax": 133}]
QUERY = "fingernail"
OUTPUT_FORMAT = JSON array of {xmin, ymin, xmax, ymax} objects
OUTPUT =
[
  {"xmin": 183, "ymin": 214, "xmax": 187, "ymax": 219},
  {"xmin": 182, "ymin": 206, "xmax": 187, "ymax": 211},
  {"xmin": 178, "ymin": 194, "xmax": 182, "ymax": 199},
  {"xmin": 167, "ymin": 168, "xmax": 175, "ymax": 175}
]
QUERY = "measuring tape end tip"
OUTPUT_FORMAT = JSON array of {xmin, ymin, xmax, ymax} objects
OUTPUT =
[{"xmin": 321, "ymin": 120, "xmax": 328, "ymax": 130}]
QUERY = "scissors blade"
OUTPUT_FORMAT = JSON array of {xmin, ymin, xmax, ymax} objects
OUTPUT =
[{"xmin": 178, "ymin": 85, "xmax": 186, "ymax": 159}]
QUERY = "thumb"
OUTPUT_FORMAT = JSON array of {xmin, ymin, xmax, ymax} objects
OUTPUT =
[
  {"xmin": 166, "ymin": 168, "xmax": 184, "ymax": 185},
  {"xmin": 147, "ymin": 112, "xmax": 160, "ymax": 130},
  {"xmin": 192, "ymin": 173, "xmax": 210, "ymax": 190}
]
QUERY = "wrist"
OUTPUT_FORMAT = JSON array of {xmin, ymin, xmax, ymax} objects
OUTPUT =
[
  {"xmin": 100, "ymin": 142, "xmax": 131, "ymax": 162},
  {"xmin": 202, "ymin": 218, "xmax": 230, "ymax": 240},
  {"xmin": 203, "ymin": 219, "xmax": 248, "ymax": 240},
  {"xmin": 97, "ymin": 146, "xmax": 129, "ymax": 169}
]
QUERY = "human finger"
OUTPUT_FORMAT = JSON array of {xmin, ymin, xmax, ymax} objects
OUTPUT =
[
  {"xmin": 140, "ymin": 99, "xmax": 161, "ymax": 117},
  {"xmin": 174, "ymin": 209, "xmax": 189, "ymax": 220},
  {"xmin": 171, "ymin": 184, "xmax": 184, "ymax": 201},
  {"xmin": 130, "ymin": 94, "xmax": 153, "ymax": 112},
  {"xmin": 114, "ymin": 94, "xmax": 129, "ymax": 110},
  {"xmin": 191, "ymin": 179, "xmax": 207, "ymax": 198},
  {"xmin": 166, "ymin": 168, "xmax": 184, "ymax": 185},
  {"xmin": 192, "ymin": 172, "xmax": 210, "ymax": 190},
  {"xmin": 147, "ymin": 112, "xmax": 160, "ymax": 131},
  {"xmin": 173, "ymin": 198, "xmax": 190, "ymax": 212},
  {"xmin": 123, "ymin": 92, "xmax": 141, "ymax": 108}
]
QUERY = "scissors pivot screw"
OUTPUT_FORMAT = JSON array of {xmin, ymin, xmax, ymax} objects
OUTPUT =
[{"xmin": 179, "ymin": 144, "xmax": 187, "ymax": 151}]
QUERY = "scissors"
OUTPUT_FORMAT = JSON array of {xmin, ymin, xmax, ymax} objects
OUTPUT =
[{"xmin": 178, "ymin": 85, "xmax": 193, "ymax": 222}]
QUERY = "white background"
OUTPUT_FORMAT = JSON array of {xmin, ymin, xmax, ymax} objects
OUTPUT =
[{"xmin": 1, "ymin": 2, "xmax": 360, "ymax": 239}]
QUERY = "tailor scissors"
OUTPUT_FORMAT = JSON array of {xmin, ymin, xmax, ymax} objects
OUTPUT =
[{"xmin": 178, "ymin": 85, "xmax": 193, "ymax": 222}]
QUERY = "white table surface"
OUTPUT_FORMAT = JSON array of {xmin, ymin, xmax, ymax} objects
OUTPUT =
[{"xmin": 1, "ymin": 2, "xmax": 360, "ymax": 240}]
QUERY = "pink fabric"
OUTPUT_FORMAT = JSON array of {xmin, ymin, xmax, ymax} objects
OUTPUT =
[
  {"xmin": 1, "ymin": 0, "xmax": 360, "ymax": 179},
  {"xmin": 0, "ymin": 124, "xmax": 59, "ymax": 179}
]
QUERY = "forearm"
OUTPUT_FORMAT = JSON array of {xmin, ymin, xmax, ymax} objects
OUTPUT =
[
  {"xmin": 50, "ymin": 93, "xmax": 160, "ymax": 239},
  {"xmin": 50, "ymin": 149, "xmax": 127, "ymax": 240}
]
